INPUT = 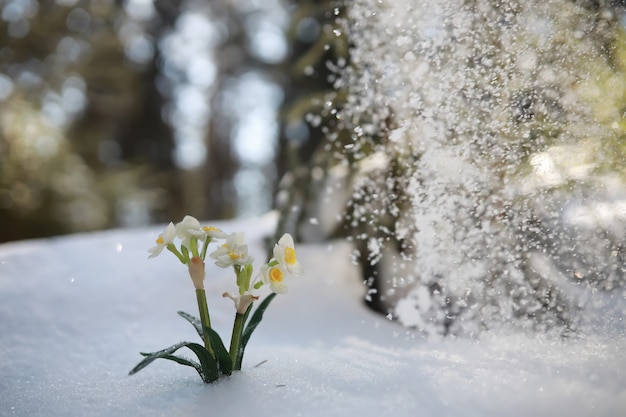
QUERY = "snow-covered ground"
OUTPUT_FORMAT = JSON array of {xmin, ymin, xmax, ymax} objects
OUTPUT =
[{"xmin": 1, "ymin": 213, "xmax": 625, "ymax": 417}]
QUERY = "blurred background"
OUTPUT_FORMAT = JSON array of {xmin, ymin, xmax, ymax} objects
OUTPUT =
[
  {"xmin": 2, "ymin": 0, "xmax": 626, "ymax": 249},
  {"xmin": 0, "ymin": 0, "xmax": 347, "ymax": 242},
  {"xmin": 2, "ymin": 0, "xmax": 626, "ymax": 332}
]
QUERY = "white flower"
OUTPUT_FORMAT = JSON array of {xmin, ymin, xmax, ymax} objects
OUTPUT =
[
  {"xmin": 148, "ymin": 222, "xmax": 176, "ymax": 258},
  {"xmin": 209, "ymin": 232, "xmax": 253, "ymax": 268},
  {"xmin": 222, "ymin": 292, "xmax": 259, "ymax": 314},
  {"xmin": 273, "ymin": 233, "xmax": 303, "ymax": 277},
  {"xmin": 176, "ymin": 215, "xmax": 204, "ymax": 249},
  {"xmin": 176, "ymin": 215, "xmax": 204, "ymax": 237},
  {"xmin": 260, "ymin": 263, "xmax": 289, "ymax": 294},
  {"xmin": 201, "ymin": 225, "xmax": 229, "ymax": 240},
  {"xmin": 188, "ymin": 256, "xmax": 205, "ymax": 290}
]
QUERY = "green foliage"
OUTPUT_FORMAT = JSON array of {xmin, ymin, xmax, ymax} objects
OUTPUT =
[
  {"xmin": 132, "ymin": 295, "xmax": 276, "ymax": 383},
  {"xmin": 130, "ymin": 314, "xmax": 226, "ymax": 383},
  {"xmin": 237, "ymin": 292, "xmax": 277, "ymax": 369},
  {"xmin": 129, "ymin": 341, "xmax": 215, "ymax": 382},
  {"xmin": 204, "ymin": 326, "xmax": 233, "ymax": 376},
  {"xmin": 183, "ymin": 342, "xmax": 221, "ymax": 383}
]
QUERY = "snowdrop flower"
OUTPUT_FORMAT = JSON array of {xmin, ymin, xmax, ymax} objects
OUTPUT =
[
  {"xmin": 273, "ymin": 233, "xmax": 303, "ymax": 277},
  {"xmin": 210, "ymin": 232, "xmax": 253, "ymax": 268},
  {"xmin": 188, "ymin": 256, "xmax": 205, "ymax": 290},
  {"xmin": 260, "ymin": 263, "xmax": 289, "ymax": 294},
  {"xmin": 222, "ymin": 292, "xmax": 259, "ymax": 314},
  {"xmin": 148, "ymin": 222, "xmax": 176, "ymax": 258}
]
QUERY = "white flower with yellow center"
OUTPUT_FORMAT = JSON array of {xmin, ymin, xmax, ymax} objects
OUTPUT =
[
  {"xmin": 148, "ymin": 222, "xmax": 176, "ymax": 258},
  {"xmin": 260, "ymin": 263, "xmax": 289, "ymax": 294},
  {"xmin": 273, "ymin": 233, "xmax": 303, "ymax": 277},
  {"xmin": 209, "ymin": 232, "xmax": 253, "ymax": 268},
  {"xmin": 202, "ymin": 225, "xmax": 229, "ymax": 240}
]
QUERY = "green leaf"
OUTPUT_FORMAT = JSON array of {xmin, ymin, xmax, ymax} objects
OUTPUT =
[
  {"xmin": 204, "ymin": 326, "xmax": 233, "ymax": 375},
  {"xmin": 129, "ymin": 341, "xmax": 220, "ymax": 384},
  {"xmin": 129, "ymin": 341, "xmax": 191, "ymax": 375},
  {"xmin": 237, "ymin": 292, "xmax": 277, "ymax": 368},
  {"xmin": 177, "ymin": 310, "xmax": 204, "ymax": 339},
  {"xmin": 155, "ymin": 354, "xmax": 204, "ymax": 379},
  {"xmin": 185, "ymin": 342, "xmax": 220, "ymax": 383},
  {"xmin": 159, "ymin": 354, "xmax": 201, "ymax": 370}
]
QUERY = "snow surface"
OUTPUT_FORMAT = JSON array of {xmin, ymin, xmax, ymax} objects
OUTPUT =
[{"xmin": 1, "ymin": 213, "xmax": 625, "ymax": 417}]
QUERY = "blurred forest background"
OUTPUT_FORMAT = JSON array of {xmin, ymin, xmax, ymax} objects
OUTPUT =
[
  {"xmin": 0, "ymin": 0, "xmax": 346, "ymax": 242},
  {"xmin": 1, "ymin": 0, "xmax": 626, "ymax": 247}
]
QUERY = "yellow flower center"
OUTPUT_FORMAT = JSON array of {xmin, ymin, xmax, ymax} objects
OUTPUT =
[
  {"xmin": 269, "ymin": 266, "xmax": 283, "ymax": 283},
  {"xmin": 285, "ymin": 247, "xmax": 297, "ymax": 265},
  {"xmin": 203, "ymin": 226, "xmax": 218, "ymax": 232},
  {"xmin": 229, "ymin": 251, "xmax": 241, "ymax": 260},
  {"xmin": 156, "ymin": 236, "xmax": 164, "ymax": 244}
]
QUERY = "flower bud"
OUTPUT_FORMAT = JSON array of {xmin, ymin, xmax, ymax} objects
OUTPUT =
[
  {"xmin": 188, "ymin": 256, "xmax": 205, "ymax": 289},
  {"xmin": 223, "ymin": 292, "xmax": 259, "ymax": 314}
]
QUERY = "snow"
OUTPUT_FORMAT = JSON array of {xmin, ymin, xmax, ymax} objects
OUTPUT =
[
  {"xmin": 1, "ymin": 213, "xmax": 625, "ymax": 417},
  {"xmin": 329, "ymin": 0, "xmax": 626, "ymax": 336}
]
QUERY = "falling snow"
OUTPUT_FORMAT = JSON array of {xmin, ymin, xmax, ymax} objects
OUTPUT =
[{"xmin": 333, "ymin": 0, "xmax": 626, "ymax": 336}]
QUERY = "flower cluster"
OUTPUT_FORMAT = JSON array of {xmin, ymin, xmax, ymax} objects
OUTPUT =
[
  {"xmin": 131, "ymin": 215, "xmax": 303, "ymax": 383},
  {"xmin": 147, "ymin": 215, "xmax": 302, "ymax": 296},
  {"xmin": 260, "ymin": 233, "xmax": 303, "ymax": 294}
]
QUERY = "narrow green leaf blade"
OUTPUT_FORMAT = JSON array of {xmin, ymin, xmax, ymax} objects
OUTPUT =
[
  {"xmin": 159, "ymin": 354, "xmax": 202, "ymax": 372},
  {"xmin": 204, "ymin": 326, "xmax": 233, "ymax": 375},
  {"xmin": 156, "ymin": 354, "xmax": 205, "ymax": 380},
  {"xmin": 177, "ymin": 310, "xmax": 204, "ymax": 339},
  {"xmin": 184, "ymin": 342, "xmax": 220, "ymax": 383},
  {"xmin": 234, "ymin": 303, "xmax": 253, "ymax": 370},
  {"xmin": 129, "ymin": 341, "xmax": 193, "ymax": 375},
  {"xmin": 237, "ymin": 292, "xmax": 277, "ymax": 367}
]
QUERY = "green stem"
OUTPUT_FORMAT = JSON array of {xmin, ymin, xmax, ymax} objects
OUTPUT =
[
  {"xmin": 167, "ymin": 244, "xmax": 187, "ymax": 264},
  {"xmin": 229, "ymin": 312, "xmax": 246, "ymax": 370},
  {"xmin": 190, "ymin": 238, "xmax": 200, "ymax": 258},
  {"xmin": 200, "ymin": 237, "xmax": 211, "ymax": 260},
  {"xmin": 196, "ymin": 289, "xmax": 213, "ymax": 355}
]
